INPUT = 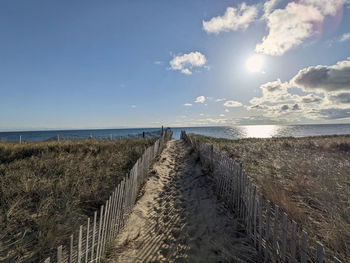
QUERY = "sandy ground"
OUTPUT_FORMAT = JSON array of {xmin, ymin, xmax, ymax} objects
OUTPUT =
[{"xmin": 105, "ymin": 139, "xmax": 258, "ymax": 263}]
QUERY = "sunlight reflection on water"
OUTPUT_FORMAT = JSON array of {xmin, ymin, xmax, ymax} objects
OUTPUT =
[
  {"xmin": 240, "ymin": 125, "xmax": 280, "ymax": 138},
  {"xmin": 171, "ymin": 124, "xmax": 350, "ymax": 139}
]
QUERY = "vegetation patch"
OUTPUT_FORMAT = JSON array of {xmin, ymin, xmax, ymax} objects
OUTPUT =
[
  {"xmin": 0, "ymin": 138, "xmax": 156, "ymax": 262},
  {"xmin": 189, "ymin": 134, "xmax": 350, "ymax": 261}
]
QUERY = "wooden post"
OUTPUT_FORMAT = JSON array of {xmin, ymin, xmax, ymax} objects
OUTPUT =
[
  {"xmin": 210, "ymin": 144, "xmax": 214, "ymax": 171},
  {"xmin": 247, "ymin": 182, "xmax": 252, "ymax": 233},
  {"xmin": 96, "ymin": 205, "xmax": 104, "ymax": 262},
  {"xmin": 316, "ymin": 241, "xmax": 324, "ymax": 263},
  {"xmin": 291, "ymin": 220, "xmax": 297, "ymax": 263},
  {"xmin": 273, "ymin": 204, "xmax": 279, "ymax": 254},
  {"xmin": 106, "ymin": 195, "xmax": 113, "ymax": 243},
  {"xmin": 78, "ymin": 225, "xmax": 83, "ymax": 263},
  {"xmin": 85, "ymin": 217, "xmax": 90, "ymax": 263},
  {"xmin": 109, "ymin": 189, "xmax": 117, "ymax": 240},
  {"xmin": 258, "ymin": 195, "xmax": 263, "ymax": 255},
  {"xmin": 301, "ymin": 230, "xmax": 308, "ymax": 263},
  {"xmin": 69, "ymin": 234, "xmax": 73, "ymax": 263},
  {"xmin": 281, "ymin": 212, "xmax": 288, "ymax": 262},
  {"xmin": 102, "ymin": 198, "xmax": 111, "ymax": 256},
  {"xmin": 57, "ymin": 245, "xmax": 63, "ymax": 263},
  {"xmin": 91, "ymin": 211, "xmax": 97, "ymax": 262},
  {"xmin": 251, "ymin": 186, "xmax": 256, "ymax": 239},
  {"xmin": 114, "ymin": 184, "xmax": 122, "ymax": 235},
  {"xmin": 265, "ymin": 200, "xmax": 271, "ymax": 261},
  {"xmin": 118, "ymin": 180, "xmax": 126, "ymax": 231},
  {"xmin": 100, "ymin": 200, "xmax": 109, "ymax": 260},
  {"xmin": 254, "ymin": 198, "xmax": 258, "ymax": 248},
  {"xmin": 19, "ymin": 135, "xmax": 22, "ymax": 144}
]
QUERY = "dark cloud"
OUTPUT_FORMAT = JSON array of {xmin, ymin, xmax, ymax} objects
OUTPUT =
[
  {"xmin": 301, "ymin": 94, "xmax": 323, "ymax": 103},
  {"xmin": 292, "ymin": 104, "xmax": 300, "ymax": 110},
  {"xmin": 329, "ymin": 93, "xmax": 350, "ymax": 104},
  {"xmin": 281, "ymin": 105, "xmax": 289, "ymax": 111},
  {"xmin": 260, "ymin": 79, "xmax": 287, "ymax": 93},
  {"xmin": 293, "ymin": 60, "xmax": 350, "ymax": 92},
  {"xmin": 319, "ymin": 108, "xmax": 350, "ymax": 119}
]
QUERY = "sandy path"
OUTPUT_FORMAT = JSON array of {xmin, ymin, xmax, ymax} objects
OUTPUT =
[{"xmin": 105, "ymin": 139, "xmax": 258, "ymax": 263}]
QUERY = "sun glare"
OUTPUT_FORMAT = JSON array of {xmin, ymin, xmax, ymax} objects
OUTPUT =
[{"xmin": 245, "ymin": 54, "xmax": 264, "ymax": 73}]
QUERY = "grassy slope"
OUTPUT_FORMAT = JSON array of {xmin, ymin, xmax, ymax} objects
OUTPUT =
[
  {"xmin": 0, "ymin": 138, "xmax": 156, "ymax": 262},
  {"xmin": 190, "ymin": 134, "xmax": 350, "ymax": 261}
]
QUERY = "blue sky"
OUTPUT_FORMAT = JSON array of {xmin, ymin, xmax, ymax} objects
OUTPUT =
[{"xmin": 1, "ymin": 0, "xmax": 350, "ymax": 130}]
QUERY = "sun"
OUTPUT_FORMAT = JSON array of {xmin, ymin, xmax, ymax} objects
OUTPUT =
[{"xmin": 245, "ymin": 54, "xmax": 264, "ymax": 73}]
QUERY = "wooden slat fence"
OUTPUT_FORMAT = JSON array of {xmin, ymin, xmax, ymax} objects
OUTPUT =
[
  {"xmin": 43, "ymin": 129, "xmax": 173, "ymax": 263},
  {"xmin": 180, "ymin": 131, "xmax": 344, "ymax": 263}
]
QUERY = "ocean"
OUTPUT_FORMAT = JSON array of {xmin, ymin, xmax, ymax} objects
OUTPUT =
[{"xmin": 1, "ymin": 124, "xmax": 350, "ymax": 142}]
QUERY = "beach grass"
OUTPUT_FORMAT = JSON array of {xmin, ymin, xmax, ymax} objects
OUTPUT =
[
  {"xmin": 0, "ymin": 138, "xmax": 157, "ymax": 262},
  {"xmin": 189, "ymin": 134, "xmax": 350, "ymax": 261}
]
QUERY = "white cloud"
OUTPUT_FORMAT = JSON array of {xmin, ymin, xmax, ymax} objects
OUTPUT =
[
  {"xmin": 184, "ymin": 103, "xmax": 192, "ymax": 107},
  {"xmin": 263, "ymin": 0, "xmax": 281, "ymax": 15},
  {"xmin": 292, "ymin": 59, "xmax": 350, "ymax": 92},
  {"xmin": 248, "ymin": 57, "xmax": 350, "ymax": 120},
  {"xmin": 195, "ymin": 96, "xmax": 206, "ymax": 103},
  {"xmin": 130, "ymin": 105, "xmax": 136, "ymax": 108},
  {"xmin": 154, "ymin": 61, "xmax": 162, "ymax": 65},
  {"xmin": 202, "ymin": 3, "xmax": 258, "ymax": 34},
  {"xmin": 169, "ymin": 51, "xmax": 207, "ymax": 75},
  {"xmin": 302, "ymin": 0, "xmax": 344, "ymax": 16},
  {"xmin": 339, "ymin": 33, "xmax": 350, "ymax": 42},
  {"xmin": 257, "ymin": 0, "xmax": 345, "ymax": 56},
  {"xmin": 225, "ymin": 109, "xmax": 230, "ymax": 112},
  {"xmin": 215, "ymin": 98, "xmax": 226, "ymax": 102},
  {"xmin": 224, "ymin": 100, "xmax": 243, "ymax": 107},
  {"xmin": 219, "ymin": 114, "xmax": 225, "ymax": 117}
]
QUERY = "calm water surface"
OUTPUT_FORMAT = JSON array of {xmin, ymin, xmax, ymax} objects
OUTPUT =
[
  {"xmin": 171, "ymin": 124, "xmax": 350, "ymax": 139},
  {"xmin": 1, "ymin": 124, "xmax": 350, "ymax": 142}
]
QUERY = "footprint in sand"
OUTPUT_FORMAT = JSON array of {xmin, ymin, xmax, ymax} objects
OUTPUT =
[
  {"xmin": 162, "ymin": 215, "xmax": 170, "ymax": 223},
  {"xmin": 171, "ymin": 228, "xmax": 181, "ymax": 239},
  {"xmin": 159, "ymin": 246, "xmax": 170, "ymax": 258}
]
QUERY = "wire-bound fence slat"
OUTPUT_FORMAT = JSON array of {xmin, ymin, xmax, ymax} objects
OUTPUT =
[
  {"xmin": 281, "ymin": 212, "xmax": 288, "ymax": 262},
  {"xmin": 301, "ymin": 230, "xmax": 308, "ymax": 263},
  {"xmin": 291, "ymin": 220, "xmax": 297, "ymax": 263}
]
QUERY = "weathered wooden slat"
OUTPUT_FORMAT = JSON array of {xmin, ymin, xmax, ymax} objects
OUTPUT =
[
  {"xmin": 69, "ymin": 234, "xmax": 73, "ymax": 263},
  {"xmin": 316, "ymin": 241, "xmax": 324, "ymax": 263},
  {"xmin": 78, "ymin": 225, "xmax": 83, "ymax": 263},
  {"xmin": 57, "ymin": 245, "xmax": 63, "ymax": 263},
  {"xmin": 96, "ymin": 205, "xmax": 104, "ymax": 262},
  {"xmin": 254, "ymin": 198, "xmax": 258, "ymax": 248},
  {"xmin": 91, "ymin": 211, "xmax": 97, "ymax": 262},
  {"xmin": 301, "ymin": 230, "xmax": 308, "ymax": 263},
  {"xmin": 85, "ymin": 217, "xmax": 90, "ymax": 263},
  {"xmin": 258, "ymin": 194, "xmax": 263, "ymax": 255},
  {"xmin": 281, "ymin": 212, "xmax": 288, "ymax": 262},
  {"xmin": 265, "ymin": 200, "xmax": 271, "ymax": 261},
  {"xmin": 100, "ymin": 199, "xmax": 109, "ymax": 258},
  {"xmin": 291, "ymin": 220, "xmax": 297, "ymax": 263},
  {"xmin": 273, "ymin": 204, "xmax": 279, "ymax": 253}
]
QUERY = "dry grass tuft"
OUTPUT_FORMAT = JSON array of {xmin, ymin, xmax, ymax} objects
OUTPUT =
[
  {"xmin": 190, "ymin": 134, "xmax": 350, "ymax": 262},
  {"xmin": 0, "ymin": 138, "xmax": 156, "ymax": 262}
]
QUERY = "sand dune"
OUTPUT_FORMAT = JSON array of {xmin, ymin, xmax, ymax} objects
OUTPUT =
[{"xmin": 105, "ymin": 139, "xmax": 258, "ymax": 262}]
